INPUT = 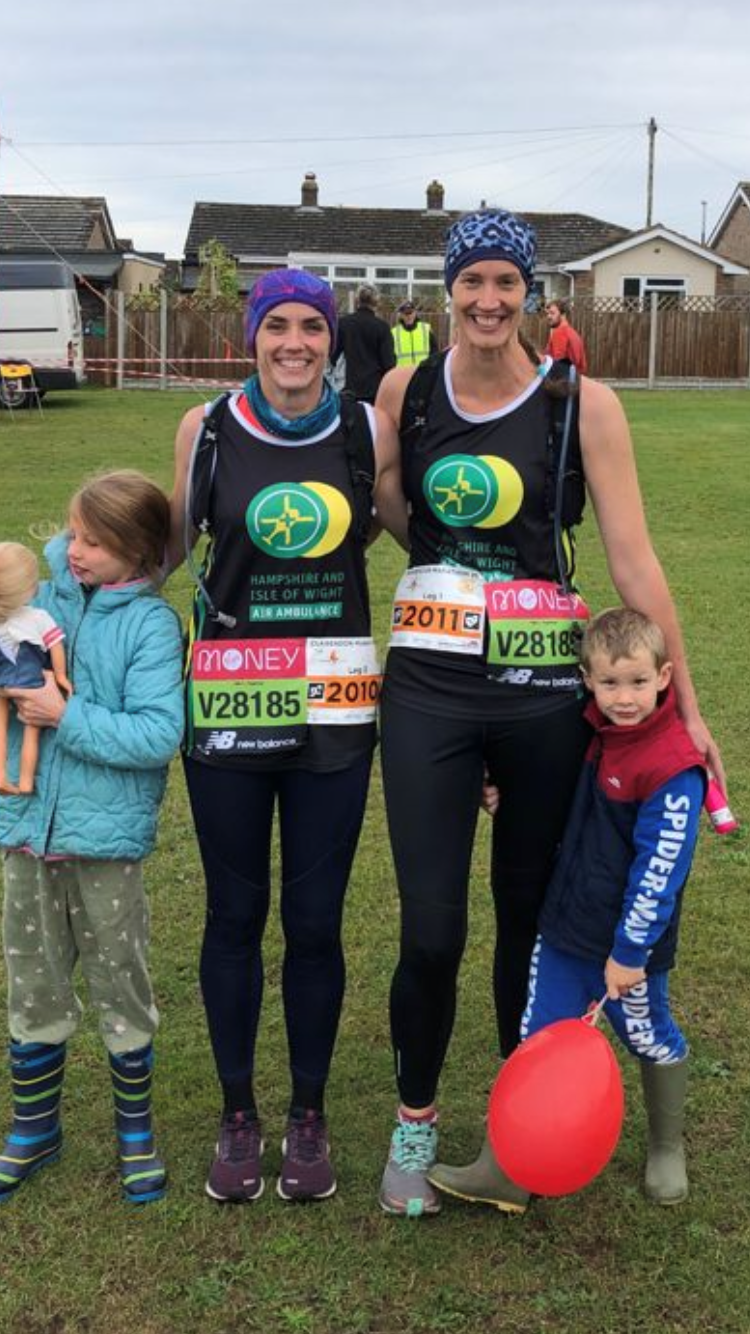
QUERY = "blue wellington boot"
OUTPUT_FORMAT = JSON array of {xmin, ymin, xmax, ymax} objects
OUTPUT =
[{"xmin": 0, "ymin": 1040, "xmax": 65, "ymax": 1202}]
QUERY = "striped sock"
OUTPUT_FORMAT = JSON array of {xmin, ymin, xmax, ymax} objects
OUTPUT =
[
  {"xmin": 0, "ymin": 1041, "xmax": 65, "ymax": 1201},
  {"xmin": 109, "ymin": 1045, "xmax": 166, "ymax": 1204}
]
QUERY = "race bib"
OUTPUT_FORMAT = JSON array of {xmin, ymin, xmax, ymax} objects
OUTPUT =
[
  {"xmin": 389, "ymin": 565, "xmax": 485, "ymax": 655},
  {"xmin": 484, "ymin": 580, "xmax": 590, "ymax": 668},
  {"xmin": 189, "ymin": 637, "xmax": 308, "ymax": 759},
  {"xmin": 188, "ymin": 635, "xmax": 381, "ymax": 758},
  {"xmin": 307, "ymin": 637, "xmax": 381, "ymax": 725}
]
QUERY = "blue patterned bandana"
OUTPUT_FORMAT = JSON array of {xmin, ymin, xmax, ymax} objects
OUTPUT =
[
  {"xmin": 245, "ymin": 268, "xmax": 338, "ymax": 354},
  {"xmin": 444, "ymin": 210, "xmax": 537, "ymax": 292}
]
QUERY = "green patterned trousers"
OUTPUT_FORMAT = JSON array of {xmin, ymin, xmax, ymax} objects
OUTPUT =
[{"xmin": 2, "ymin": 852, "xmax": 159, "ymax": 1055}]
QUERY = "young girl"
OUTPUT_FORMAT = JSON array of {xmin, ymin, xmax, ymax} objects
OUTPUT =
[
  {"xmin": 0, "ymin": 542, "xmax": 73, "ymax": 795},
  {"xmin": 0, "ymin": 471, "xmax": 183, "ymax": 1205}
]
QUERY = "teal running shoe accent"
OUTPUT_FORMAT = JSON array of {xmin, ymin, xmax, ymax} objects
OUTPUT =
[{"xmin": 379, "ymin": 1117, "xmax": 440, "ymax": 1217}]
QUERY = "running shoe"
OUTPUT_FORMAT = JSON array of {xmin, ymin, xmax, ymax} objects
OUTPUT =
[
  {"xmin": 379, "ymin": 1117, "xmax": 441, "ymax": 1217},
  {"xmin": 205, "ymin": 1111, "xmax": 264, "ymax": 1203},
  {"xmin": 277, "ymin": 1110, "xmax": 336, "ymax": 1202}
]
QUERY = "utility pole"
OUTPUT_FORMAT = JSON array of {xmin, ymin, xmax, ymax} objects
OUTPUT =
[
  {"xmin": 701, "ymin": 200, "xmax": 707, "ymax": 245},
  {"xmin": 646, "ymin": 117, "xmax": 657, "ymax": 228}
]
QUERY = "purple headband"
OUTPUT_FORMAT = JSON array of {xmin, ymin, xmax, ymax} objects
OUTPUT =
[
  {"xmin": 444, "ymin": 209, "xmax": 537, "ymax": 292},
  {"xmin": 245, "ymin": 269, "xmax": 338, "ymax": 354}
]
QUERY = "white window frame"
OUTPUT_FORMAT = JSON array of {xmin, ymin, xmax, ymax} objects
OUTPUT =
[
  {"xmin": 621, "ymin": 275, "xmax": 688, "ymax": 301},
  {"xmin": 289, "ymin": 252, "xmax": 448, "ymax": 305}
]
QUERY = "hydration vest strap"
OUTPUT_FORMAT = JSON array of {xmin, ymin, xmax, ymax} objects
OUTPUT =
[
  {"xmin": 339, "ymin": 391, "xmax": 376, "ymax": 543},
  {"xmin": 184, "ymin": 391, "xmax": 234, "ymax": 627},
  {"xmin": 551, "ymin": 363, "xmax": 577, "ymax": 593},
  {"xmin": 399, "ymin": 351, "xmax": 444, "ymax": 450}
]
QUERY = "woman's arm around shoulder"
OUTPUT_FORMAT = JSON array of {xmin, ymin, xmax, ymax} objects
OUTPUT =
[
  {"xmin": 370, "ymin": 405, "xmax": 408, "ymax": 550},
  {"xmin": 579, "ymin": 378, "xmax": 724, "ymax": 785},
  {"xmin": 369, "ymin": 365, "xmax": 421, "ymax": 549},
  {"xmin": 166, "ymin": 402, "xmax": 207, "ymax": 574},
  {"xmin": 375, "ymin": 364, "xmax": 417, "ymax": 430}
]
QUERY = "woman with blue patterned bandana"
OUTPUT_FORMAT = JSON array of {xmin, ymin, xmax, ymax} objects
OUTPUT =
[{"xmin": 375, "ymin": 208, "xmax": 723, "ymax": 1217}]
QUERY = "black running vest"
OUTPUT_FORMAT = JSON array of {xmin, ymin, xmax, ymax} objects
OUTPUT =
[
  {"xmin": 385, "ymin": 355, "xmax": 588, "ymax": 717},
  {"xmin": 185, "ymin": 393, "xmax": 376, "ymax": 770}
]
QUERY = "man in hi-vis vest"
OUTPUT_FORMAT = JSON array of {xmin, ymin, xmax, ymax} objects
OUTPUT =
[{"xmin": 391, "ymin": 300, "xmax": 438, "ymax": 366}]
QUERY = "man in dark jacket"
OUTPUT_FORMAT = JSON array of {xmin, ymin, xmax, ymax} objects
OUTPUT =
[{"xmin": 334, "ymin": 286, "xmax": 395, "ymax": 403}]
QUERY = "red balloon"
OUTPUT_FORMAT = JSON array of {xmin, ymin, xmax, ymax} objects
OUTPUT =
[{"xmin": 487, "ymin": 1017, "xmax": 625, "ymax": 1197}]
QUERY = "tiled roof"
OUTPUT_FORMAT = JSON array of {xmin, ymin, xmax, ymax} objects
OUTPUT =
[
  {"xmin": 567, "ymin": 222, "xmax": 747, "ymax": 268},
  {"xmin": 0, "ymin": 195, "xmax": 117, "ymax": 252},
  {"xmin": 184, "ymin": 201, "xmax": 631, "ymax": 269}
]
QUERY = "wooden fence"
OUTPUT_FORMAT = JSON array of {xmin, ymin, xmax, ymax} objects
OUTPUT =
[
  {"xmin": 525, "ymin": 299, "xmax": 750, "ymax": 382},
  {"xmin": 84, "ymin": 292, "xmax": 750, "ymax": 391}
]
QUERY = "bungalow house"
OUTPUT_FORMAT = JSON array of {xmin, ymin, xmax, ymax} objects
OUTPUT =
[
  {"xmin": 0, "ymin": 195, "xmax": 165, "ymax": 329},
  {"xmin": 562, "ymin": 223, "xmax": 749, "ymax": 304},
  {"xmin": 182, "ymin": 174, "xmax": 632, "ymax": 308}
]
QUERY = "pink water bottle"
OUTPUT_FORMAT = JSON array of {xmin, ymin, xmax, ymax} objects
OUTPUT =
[{"xmin": 704, "ymin": 776, "xmax": 739, "ymax": 834}]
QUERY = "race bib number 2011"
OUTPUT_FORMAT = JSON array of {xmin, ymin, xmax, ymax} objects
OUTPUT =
[{"xmin": 389, "ymin": 565, "xmax": 485, "ymax": 655}]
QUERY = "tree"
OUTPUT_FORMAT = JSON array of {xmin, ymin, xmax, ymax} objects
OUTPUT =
[{"xmin": 195, "ymin": 239, "xmax": 242, "ymax": 308}]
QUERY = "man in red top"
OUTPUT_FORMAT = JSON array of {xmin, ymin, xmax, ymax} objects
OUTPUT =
[{"xmin": 545, "ymin": 299, "xmax": 587, "ymax": 373}]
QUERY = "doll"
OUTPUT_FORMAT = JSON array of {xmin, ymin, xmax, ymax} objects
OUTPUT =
[{"xmin": 0, "ymin": 542, "xmax": 72, "ymax": 795}]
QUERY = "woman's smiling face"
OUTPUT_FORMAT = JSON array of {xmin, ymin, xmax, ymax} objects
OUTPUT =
[
  {"xmin": 451, "ymin": 259, "xmax": 526, "ymax": 349},
  {"xmin": 254, "ymin": 302, "xmax": 331, "ymax": 412}
]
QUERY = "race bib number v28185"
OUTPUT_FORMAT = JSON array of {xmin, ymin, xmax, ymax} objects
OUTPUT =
[
  {"xmin": 189, "ymin": 637, "xmax": 308, "ymax": 757},
  {"xmin": 484, "ymin": 580, "xmax": 590, "ymax": 667}
]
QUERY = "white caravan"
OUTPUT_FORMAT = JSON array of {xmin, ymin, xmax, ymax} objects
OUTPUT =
[{"xmin": 0, "ymin": 259, "xmax": 85, "ymax": 406}]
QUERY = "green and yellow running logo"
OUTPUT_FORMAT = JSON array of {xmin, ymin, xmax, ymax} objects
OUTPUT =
[
  {"xmin": 246, "ymin": 482, "xmax": 351, "ymax": 559},
  {"xmin": 423, "ymin": 454, "xmax": 524, "ymax": 529}
]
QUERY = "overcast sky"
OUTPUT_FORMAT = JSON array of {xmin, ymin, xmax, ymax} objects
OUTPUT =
[{"xmin": 2, "ymin": 0, "xmax": 749, "ymax": 259}]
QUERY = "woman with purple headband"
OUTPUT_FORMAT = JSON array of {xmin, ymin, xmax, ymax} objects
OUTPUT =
[
  {"xmin": 168, "ymin": 268, "xmax": 405, "ymax": 1206},
  {"xmin": 375, "ymin": 208, "xmax": 722, "ymax": 1217}
]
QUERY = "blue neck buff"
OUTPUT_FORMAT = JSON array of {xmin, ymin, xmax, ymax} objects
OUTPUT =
[{"xmin": 244, "ymin": 374, "xmax": 340, "ymax": 441}]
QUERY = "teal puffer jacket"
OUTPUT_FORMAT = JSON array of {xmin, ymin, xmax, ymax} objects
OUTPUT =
[{"xmin": 0, "ymin": 535, "xmax": 184, "ymax": 860}]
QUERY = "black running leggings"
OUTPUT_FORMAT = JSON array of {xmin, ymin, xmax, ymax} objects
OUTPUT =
[
  {"xmin": 183, "ymin": 753, "xmax": 372, "ymax": 1113},
  {"xmin": 380, "ymin": 694, "xmax": 589, "ymax": 1108}
]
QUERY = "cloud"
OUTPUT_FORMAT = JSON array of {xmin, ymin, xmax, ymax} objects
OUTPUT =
[{"xmin": 2, "ymin": 0, "xmax": 750, "ymax": 255}]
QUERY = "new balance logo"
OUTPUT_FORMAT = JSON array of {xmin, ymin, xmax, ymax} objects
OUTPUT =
[
  {"xmin": 205, "ymin": 731, "xmax": 238, "ymax": 751},
  {"xmin": 494, "ymin": 668, "xmax": 534, "ymax": 685}
]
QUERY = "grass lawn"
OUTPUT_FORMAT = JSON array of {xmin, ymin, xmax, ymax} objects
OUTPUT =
[{"xmin": 0, "ymin": 388, "xmax": 748, "ymax": 1334}]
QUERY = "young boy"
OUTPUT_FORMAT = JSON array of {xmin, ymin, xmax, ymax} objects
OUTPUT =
[{"xmin": 430, "ymin": 607, "xmax": 707, "ymax": 1212}]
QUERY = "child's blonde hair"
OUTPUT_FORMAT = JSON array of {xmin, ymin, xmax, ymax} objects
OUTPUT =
[
  {"xmin": 580, "ymin": 606, "xmax": 668, "ymax": 673},
  {"xmin": 69, "ymin": 470, "xmax": 170, "ymax": 582},
  {"xmin": 0, "ymin": 543, "xmax": 39, "ymax": 621}
]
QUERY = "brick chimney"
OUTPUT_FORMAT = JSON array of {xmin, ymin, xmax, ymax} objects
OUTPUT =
[
  {"xmin": 426, "ymin": 180, "xmax": 446, "ymax": 212},
  {"xmin": 300, "ymin": 172, "xmax": 320, "ymax": 209}
]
